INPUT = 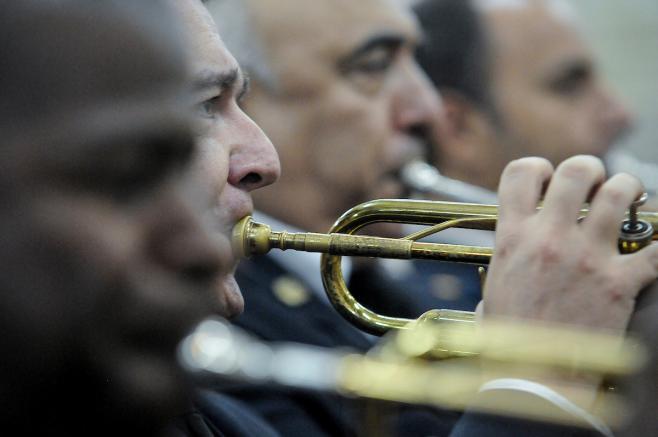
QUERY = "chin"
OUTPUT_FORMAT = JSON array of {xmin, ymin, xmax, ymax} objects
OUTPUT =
[
  {"xmin": 217, "ymin": 273, "xmax": 244, "ymax": 319},
  {"xmin": 63, "ymin": 349, "xmax": 191, "ymax": 435}
]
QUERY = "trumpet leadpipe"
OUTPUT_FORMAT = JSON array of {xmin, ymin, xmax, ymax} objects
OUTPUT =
[
  {"xmin": 232, "ymin": 215, "xmax": 492, "ymax": 264},
  {"xmin": 233, "ymin": 198, "xmax": 658, "ymax": 338}
]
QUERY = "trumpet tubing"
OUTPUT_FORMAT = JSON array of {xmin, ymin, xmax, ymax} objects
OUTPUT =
[
  {"xmin": 401, "ymin": 160, "xmax": 499, "ymax": 204},
  {"xmin": 181, "ymin": 317, "xmax": 643, "ymax": 427},
  {"xmin": 233, "ymin": 198, "xmax": 658, "ymax": 339}
]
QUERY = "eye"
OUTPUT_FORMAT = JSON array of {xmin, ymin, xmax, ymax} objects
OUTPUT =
[
  {"xmin": 547, "ymin": 64, "xmax": 591, "ymax": 97},
  {"xmin": 339, "ymin": 46, "xmax": 399, "ymax": 95},
  {"xmin": 343, "ymin": 46, "xmax": 396, "ymax": 76},
  {"xmin": 63, "ymin": 131, "xmax": 195, "ymax": 202},
  {"xmin": 353, "ymin": 48, "xmax": 395, "ymax": 74},
  {"xmin": 197, "ymin": 95, "xmax": 221, "ymax": 119}
]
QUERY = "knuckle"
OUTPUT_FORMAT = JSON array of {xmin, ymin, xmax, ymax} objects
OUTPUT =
[
  {"xmin": 562, "ymin": 154, "xmax": 603, "ymax": 167},
  {"xmin": 576, "ymin": 251, "xmax": 597, "ymax": 274},
  {"xmin": 611, "ymin": 172, "xmax": 643, "ymax": 194},
  {"xmin": 495, "ymin": 232, "xmax": 521, "ymax": 259},
  {"xmin": 534, "ymin": 235, "xmax": 563, "ymax": 265},
  {"xmin": 607, "ymin": 281, "xmax": 633, "ymax": 305},
  {"xmin": 503, "ymin": 157, "xmax": 552, "ymax": 179},
  {"xmin": 556, "ymin": 156, "xmax": 604, "ymax": 181},
  {"xmin": 597, "ymin": 185, "xmax": 631, "ymax": 206},
  {"xmin": 596, "ymin": 267, "xmax": 627, "ymax": 302},
  {"xmin": 606, "ymin": 286, "xmax": 626, "ymax": 303}
]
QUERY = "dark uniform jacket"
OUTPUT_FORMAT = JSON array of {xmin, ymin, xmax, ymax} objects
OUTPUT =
[
  {"xmin": 224, "ymin": 255, "xmax": 460, "ymax": 437},
  {"xmin": 189, "ymin": 253, "xmax": 619, "ymax": 437}
]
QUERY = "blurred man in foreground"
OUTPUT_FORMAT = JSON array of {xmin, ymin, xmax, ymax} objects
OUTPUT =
[
  {"xmin": 0, "ymin": 1, "xmax": 227, "ymax": 434},
  {"xmin": 0, "ymin": 0, "xmax": 283, "ymax": 434}
]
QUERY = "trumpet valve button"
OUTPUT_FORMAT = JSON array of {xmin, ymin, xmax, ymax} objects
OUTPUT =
[{"xmin": 619, "ymin": 219, "xmax": 653, "ymax": 254}]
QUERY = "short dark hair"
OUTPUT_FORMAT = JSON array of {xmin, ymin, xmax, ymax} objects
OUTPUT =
[{"xmin": 414, "ymin": 0, "xmax": 494, "ymax": 116}]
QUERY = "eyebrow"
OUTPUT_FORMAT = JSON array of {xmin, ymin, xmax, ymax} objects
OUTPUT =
[
  {"xmin": 193, "ymin": 68, "xmax": 251, "ymax": 104},
  {"xmin": 339, "ymin": 33, "xmax": 406, "ymax": 71},
  {"xmin": 193, "ymin": 68, "xmax": 238, "ymax": 92}
]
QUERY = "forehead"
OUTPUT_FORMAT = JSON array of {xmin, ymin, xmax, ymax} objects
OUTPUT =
[
  {"xmin": 3, "ymin": 0, "xmax": 190, "ymax": 164},
  {"xmin": 175, "ymin": 0, "xmax": 239, "ymax": 76},
  {"xmin": 486, "ymin": 4, "xmax": 591, "ymax": 80},
  {"xmin": 247, "ymin": 0, "xmax": 418, "ymax": 71}
]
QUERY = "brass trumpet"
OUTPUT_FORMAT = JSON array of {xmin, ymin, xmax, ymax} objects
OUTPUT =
[
  {"xmin": 400, "ymin": 160, "xmax": 498, "ymax": 204},
  {"xmin": 181, "ymin": 317, "xmax": 646, "ymax": 426},
  {"xmin": 233, "ymin": 198, "xmax": 658, "ymax": 342}
]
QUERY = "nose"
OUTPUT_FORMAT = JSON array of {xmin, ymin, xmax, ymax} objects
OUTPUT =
[
  {"xmin": 147, "ymin": 192, "xmax": 223, "ymax": 287},
  {"xmin": 226, "ymin": 109, "xmax": 281, "ymax": 192},
  {"xmin": 598, "ymin": 87, "xmax": 634, "ymax": 142},
  {"xmin": 391, "ymin": 58, "xmax": 443, "ymax": 133}
]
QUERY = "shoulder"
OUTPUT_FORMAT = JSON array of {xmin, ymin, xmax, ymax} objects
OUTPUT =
[{"xmin": 193, "ymin": 390, "xmax": 281, "ymax": 437}]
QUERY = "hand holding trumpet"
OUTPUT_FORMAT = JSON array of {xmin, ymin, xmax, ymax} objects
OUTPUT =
[
  {"xmin": 485, "ymin": 155, "xmax": 658, "ymax": 332},
  {"xmin": 482, "ymin": 155, "xmax": 658, "ymax": 411}
]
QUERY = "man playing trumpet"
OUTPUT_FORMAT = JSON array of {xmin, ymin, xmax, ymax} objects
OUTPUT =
[
  {"xmin": 2, "ymin": 0, "xmax": 655, "ymax": 435},
  {"xmin": 198, "ymin": 0, "xmax": 657, "ymax": 435}
]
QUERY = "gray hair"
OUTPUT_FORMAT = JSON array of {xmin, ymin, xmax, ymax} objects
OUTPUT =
[{"xmin": 204, "ymin": 0, "xmax": 279, "ymax": 91}]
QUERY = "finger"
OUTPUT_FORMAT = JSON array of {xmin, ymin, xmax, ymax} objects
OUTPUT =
[
  {"xmin": 583, "ymin": 173, "xmax": 644, "ymax": 248},
  {"xmin": 619, "ymin": 243, "xmax": 658, "ymax": 298},
  {"xmin": 475, "ymin": 300, "xmax": 484, "ymax": 322},
  {"xmin": 540, "ymin": 156, "xmax": 605, "ymax": 226},
  {"xmin": 497, "ymin": 157, "xmax": 553, "ymax": 225}
]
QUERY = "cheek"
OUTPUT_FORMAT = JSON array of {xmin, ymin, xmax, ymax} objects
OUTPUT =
[
  {"xmin": 499, "ymin": 94, "xmax": 577, "ymax": 159},
  {"xmin": 312, "ymin": 95, "xmax": 388, "ymax": 181},
  {"xmin": 192, "ymin": 138, "xmax": 230, "ymax": 210},
  {"xmin": 523, "ymin": 106, "xmax": 594, "ymax": 160},
  {"xmin": 4, "ymin": 199, "xmax": 139, "ymax": 354}
]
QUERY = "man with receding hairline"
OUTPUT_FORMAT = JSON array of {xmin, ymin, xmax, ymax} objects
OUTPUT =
[
  {"xmin": 415, "ymin": 0, "xmax": 632, "ymax": 194},
  {"xmin": 205, "ymin": 0, "xmax": 460, "ymax": 434},
  {"xmin": 196, "ymin": 1, "xmax": 658, "ymax": 436}
]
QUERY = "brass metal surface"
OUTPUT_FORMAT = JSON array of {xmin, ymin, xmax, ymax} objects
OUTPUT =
[
  {"xmin": 183, "ymin": 317, "xmax": 646, "ymax": 427},
  {"xmin": 233, "ymin": 199, "xmax": 658, "ymax": 340}
]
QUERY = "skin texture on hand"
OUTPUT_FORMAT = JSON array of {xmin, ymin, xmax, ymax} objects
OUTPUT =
[
  {"xmin": 479, "ymin": 155, "xmax": 658, "ymax": 410},
  {"xmin": 484, "ymin": 155, "xmax": 658, "ymax": 333}
]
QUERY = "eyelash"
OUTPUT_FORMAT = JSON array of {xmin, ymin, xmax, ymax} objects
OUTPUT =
[
  {"xmin": 344, "ymin": 47, "xmax": 397, "ymax": 77},
  {"xmin": 355, "ymin": 55, "xmax": 393, "ymax": 74},
  {"xmin": 549, "ymin": 69, "xmax": 590, "ymax": 96},
  {"xmin": 198, "ymin": 95, "xmax": 221, "ymax": 119}
]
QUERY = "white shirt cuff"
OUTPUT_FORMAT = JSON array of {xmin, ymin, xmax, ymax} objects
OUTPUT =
[{"xmin": 479, "ymin": 378, "xmax": 613, "ymax": 437}]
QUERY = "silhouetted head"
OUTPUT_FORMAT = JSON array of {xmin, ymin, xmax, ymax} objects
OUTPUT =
[{"xmin": 0, "ymin": 1, "xmax": 226, "ymax": 434}]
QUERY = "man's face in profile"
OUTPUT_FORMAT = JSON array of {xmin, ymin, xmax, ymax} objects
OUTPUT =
[
  {"xmin": 0, "ymin": 1, "xmax": 225, "ymax": 431},
  {"xmin": 172, "ymin": 0, "xmax": 280, "ymax": 318},
  {"xmin": 483, "ymin": 2, "xmax": 632, "ymax": 177},
  {"xmin": 230, "ymin": 0, "xmax": 440, "ymax": 233}
]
